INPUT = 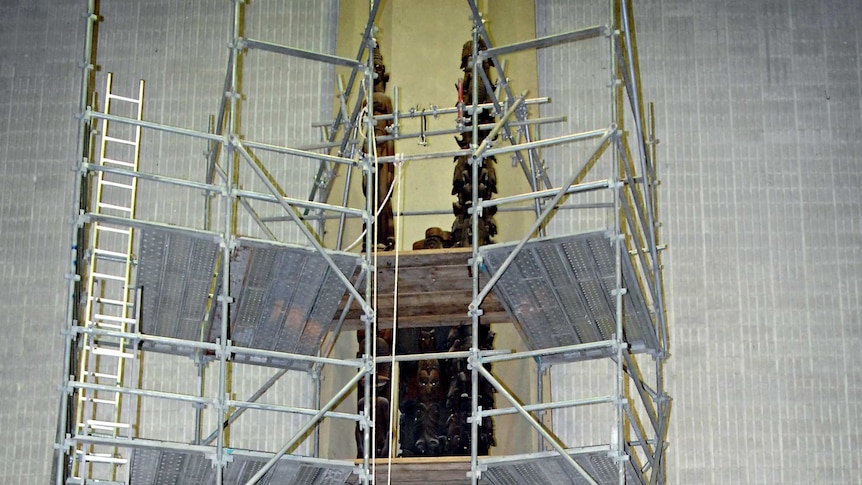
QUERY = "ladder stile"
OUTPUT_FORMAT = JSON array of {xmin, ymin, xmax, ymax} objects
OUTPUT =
[{"xmin": 73, "ymin": 72, "xmax": 144, "ymax": 483}]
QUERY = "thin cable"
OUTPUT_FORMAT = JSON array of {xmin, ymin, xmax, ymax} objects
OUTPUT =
[
  {"xmin": 386, "ymin": 155, "xmax": 405, "ymax": 484},
  {"xmin": 370, "ymin": 112, "xmax": 380, "ymax": 480},
  {"xmin": 344, "ymin": 177, "xmax": 397, "ymax": 253}
]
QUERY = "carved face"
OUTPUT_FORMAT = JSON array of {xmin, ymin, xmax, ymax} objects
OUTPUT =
[
  {"xmin": 460, "ymin": 38, "xmax": 492, "ymax": 72},
  {"xmin": 419, "ymin": 330, "xmax": 436, "ymax": 352},
  {"xmin": 372, "ymin": 45, "xmax": 389, "ymax": 90},
  {"xmin": 418, "ymin": 367, "xmax": 440, "ymax": 398}
]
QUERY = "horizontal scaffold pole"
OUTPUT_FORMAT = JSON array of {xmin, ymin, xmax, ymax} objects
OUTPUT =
[
  {"xmin": 481, "ymin": 179, "xmax": 611, "ymax": 210},
  {"xmin": 484, "ymin": 128, "xmax": 608, "ymax": 157},
  {"xmin": 235, "ymin": 188, "xmax": 364, "ymax": 218},
  {"xmin": 480, "ymin": 25, "xmax": 607, "ymax": 59},
  {"xmin": 478, "ymin": 340, "xmax": 616, "ymax": 364},
  {"xmin": 473, "ymin": 363, "xmax": 599, "ymax": 485},
  {"xmin": 234, "ymin": 141, "xmax": 370, "ymax": 312},
  {"xmin": 313, "ymin": 97, "xmax": 552, "ymax": 126},
  {"xmin": 241, "ymin": 38, "xmax": 365, "ymax": 69},
  {"xmin": 479, "ymin": 395, "xmax": 614, "ymax": 419},
  {"xmin": 241, "ymin": 139, "xmax": 356, "ymax": 167},
  {"xmin": 83, "ymin": 213, "xmax": 220, "ymax": 242},
  {"xmin": 244, "ymin": 369, "xmax": 366, "ymax": 485},
  {"xmin": 471, "ymin": 128, "xmax": 615, "ymax": 309},
  {"xmin": 87, "ymin": 110, "xmax": 223, "ymax": 143}
]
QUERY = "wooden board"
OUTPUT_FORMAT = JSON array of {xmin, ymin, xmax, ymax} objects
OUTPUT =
[
  {"xmin": 337, "ymin": 248, "xmax": 509, "ymax": 330},
  {"xmin": 347, "ymin": 456, "xmax": 477, "ymax": 484}
]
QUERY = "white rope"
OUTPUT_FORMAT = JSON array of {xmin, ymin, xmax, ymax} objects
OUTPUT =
[
  {"xmin": 386, "ymin": 154, "xmax": 405, "ymax": 484},
  {"xmin": 370, "ymin": 109, "xmax": 380, "ymax": 477},
  {"xmin": 343, "ymin": 104, "xmax": 397, "ymax": 253}
]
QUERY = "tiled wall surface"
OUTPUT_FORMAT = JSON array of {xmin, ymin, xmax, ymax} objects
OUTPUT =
[
  {"xmin": 538, "ymin": 0, "xmax": 862, "ymax": 483},
  {"xmin": 0, "ymin": 1, "xmax": 336, "ymax": 482},
  {"xmin": 0, "ymin": 0, "xmax": 859, "ymax": 483}
]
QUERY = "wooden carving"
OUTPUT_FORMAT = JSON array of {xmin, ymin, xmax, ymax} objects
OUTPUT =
[{"xmin": 364, "ymin": 43, "xmax": 396, "ymax": 251}]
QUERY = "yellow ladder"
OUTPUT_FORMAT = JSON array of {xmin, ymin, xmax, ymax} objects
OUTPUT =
[{"xmin": 73, "ymin": 73, "xmax": 144, "ymax": 483}]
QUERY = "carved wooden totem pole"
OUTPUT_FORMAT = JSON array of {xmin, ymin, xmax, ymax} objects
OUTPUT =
[
  {"xmin": 365, "ymin": 42, "xmax": 396, "ymax": 251},
  {"xmin": 356, "ymin": 43, "xmax": 395, "ymax": 460},
  {"xmin": 451, "ymin": 37, "xmax": 498, "ymax": 248},
  {"xmin": 400, "ymin": 38, "xmax": 497, "ymax": 458},
  {"xmin": 357, "ymin": 38, "xmax": 498, "ymax": 459}
]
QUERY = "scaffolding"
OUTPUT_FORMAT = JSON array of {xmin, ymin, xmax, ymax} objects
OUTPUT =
[{"xmin": 54, "ymin": 1, "xmax": 669, "ymax": 484}]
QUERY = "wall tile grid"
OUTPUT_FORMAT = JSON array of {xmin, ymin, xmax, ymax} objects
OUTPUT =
[
  {"xmin": 538, "ymin": 0, "xmax": 861, "ymax": 483},
  {"xmin": 1, "ymin": 0, "xmax": 861, "ymax": 483},
  {"xmin": 0, "ymin": 1, "xmax": 337, "ymax": 482},
  {"xmin": 0, "ymin": 2, "xmax": 81, "ymax": 482}
]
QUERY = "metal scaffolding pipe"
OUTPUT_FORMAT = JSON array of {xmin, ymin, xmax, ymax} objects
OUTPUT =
[
  {"xmin": 479, "ymin": 395, "xmax": 615, "ymax": 418},
  {"xmin": 480, "ymin": 25, "xmax": 606, "ymax": 58},
  {"xmin": 471, "ymin": 129, "xmax": 614, "ymax": 309},
  {"xmin": 241, "ymin": 138, "xmax": 357, "ymax": 166},
  {"xmin": 474, "ymin": 364, "xmax": 599, "ymax": 485},
  {"xmin": 243, "ymin": 369, "xmax": 366, "ymax": 485},
  {"xmin": 235, "ymin": 187, "xmax": 364, "ymax": 218},
  {"xmin": 484, "ymin": 128, "xmax": 608, "ymax": 157},
  {"xmin": 478, "ymin": 340, "xmax": 616, "ymax": 364},
  {"xmin": 481, "ymin": 179, "xmax": 611, "ymax": 210},
  {"xmin": 241, "ymin": 38, "xmax": 365, "ymax": 69},
  {"xmin": 235, "ymin": 141, "xmax": 370, "ymax": 311}
]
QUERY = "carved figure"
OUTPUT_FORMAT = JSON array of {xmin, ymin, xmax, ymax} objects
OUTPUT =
[
  {"xmin": 355, "ymin": 330, "xmax": 392, "ymax": 458},
  {"xmin": 451, "ymin": 38, "xmax": 498, "ymax": 247},
  {"xmin": 363, "ymin": 43, "xmax": 396, "ymax": 251},
  {"xmin": 414, "ymin": 358, "xmax": 444, "ymax": 454}
]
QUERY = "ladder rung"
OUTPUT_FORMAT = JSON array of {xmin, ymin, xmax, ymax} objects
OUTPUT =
[
  {"xmin": 100, "ymin": 179, "xmax": 135, "ymax": 190},
  {"xmin": 82, "ymin": 370, "xmax": 121, "ymax": 380},
  {"xmin": 76, "ymin": 395, "xmax": 119, "ymax": 405},
  {"xmin": 91, "ymin": 272, "xmax": 127, "ymax": 282},
  {"xmin": 82, "ymin": 453, "xmax": 128, "ymax": 465},
  {"xmin": 87, "ymin": 420, "xmax": 131, "ymax": 430},
  {"xmin": 103, "ymin": 135, "xmax": 137, "ymax": 146},
  {"xmin": 91, "ymin": 346, "xmax": 135, "ymax": 359},
  {"xmin": 101, "ymin": 157, "xmax": 135, "ymax": 168},
  {"xmin": 107, "ymin": 93, "xmax": 141, "ymax": 104},
  {"xmin": 93, "ymin": 248, "xmax": 130, "ymax": 259},
  {"xmin": 91, "ymin": 296, "xmax": 133, "ymax": 307},
  {"xmin": 87, "ymin": 320, "xmax": 124, "ymax": 331},
  {"xmin": 93, "ymin": 314, "xmax": 137, "ymax": 324},
  {"xmin": 67, "ymin": 478, "xmax": 124, "ymax": 485},
  {"xmin": 97, "ymin": 202, "xmax": 132, "ymax": 213},
  {"xmin": 92, "ymin": 372, "xmax": 121, "ymax": 380},
  {"xmin": 95, "ymin": 225, "xmax": 132, "ymax": 235}
]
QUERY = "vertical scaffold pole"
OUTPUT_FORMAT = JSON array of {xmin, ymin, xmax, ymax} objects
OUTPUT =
[
  {"xmin": 610, "ymin": 1, "xmax": 627, "ymax": 484},
  {"xmin": 214, "ymin": 2, "xmax": 243, "ymax": 483},
  {"xmin": 55, "ymin": 1, "xmax": 98, "ymax": 483},
  {"xmin": 360, "ymin": 3, "xmax": 376, "ymax": 484},
  {"xmin": 468, "ymin": 18, "xmax": 482, "ymax": 485}
]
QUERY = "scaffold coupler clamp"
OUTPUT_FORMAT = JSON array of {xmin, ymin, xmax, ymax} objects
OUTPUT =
[
  {"xmin": 468, "ymin": 462, "xmax": 488, "ymax": 481},
  {"xmin": 209, "ymin": 447, "xmax": 235, "ymax": 468}
]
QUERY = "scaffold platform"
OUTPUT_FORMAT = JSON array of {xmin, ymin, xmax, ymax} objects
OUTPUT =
[
  {"xmin": 128, "ymin": 447, "xmax": 353, "ymax": 485},
  {"xmin": 137, "ymin": 229, "xmax": 361, "ymax": 370},
  {"xmin": 479, "ymin": 230, "xmax": 659, "ymax": 363}
]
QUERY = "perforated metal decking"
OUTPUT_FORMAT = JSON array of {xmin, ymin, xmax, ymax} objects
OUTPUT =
[
  {"xmin": 480, "ymin": 447, "xmax": 641, "ymax": 485},
  {"xmin": 137, "ymin": 229, "xmax": 360, "ymax": 370},
  {"xmin": 224, "ymin": 238, "xmax": 360, "ymax": 370},
  {"xmin": 137, "ymin": 229, "xmax": 220, "ymax": 353},
  {"xmin": 479, "ymin": 230, "xmax": 659, "ymax": 364},
  {"xmin": 128, "ymin": 447, "xmax": 353, "ymax": 485}
]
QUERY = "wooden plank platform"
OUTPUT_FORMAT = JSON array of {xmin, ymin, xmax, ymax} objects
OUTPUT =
[
  {"xmin": 337, "ymin": 248, "xmax": 509, "ymax": 330},
  {"xmin": 347, "ymin": 456, "xmax": 476, "ymax": 484}
]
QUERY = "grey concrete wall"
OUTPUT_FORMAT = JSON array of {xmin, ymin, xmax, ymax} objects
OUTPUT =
[
  {"xmin": 0, "ymin": 1, "xmax": 337, "ymax": 482},
  {"xmin": 538, "ymin": 0, "xmax": 862, "ymax": 483},
  {"xmin": 1, "ymin": 0, "xmax": 860, "ymax": 483}
]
